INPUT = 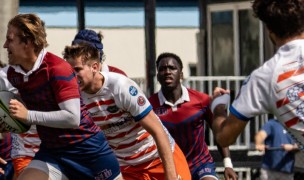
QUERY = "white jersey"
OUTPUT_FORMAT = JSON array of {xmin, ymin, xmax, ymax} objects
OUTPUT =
[
  {"xmin": 231, "ymin": 39, "xmax": 304, "ymax": 148},
  {"xmin": 11, "ymin": 126, "xmax": 40, "ymax": 158},
  {"xmin": 0, "ymin": 66, "xmax": 41, "ymax": 158},
  {"xmin": 0, "ymin": 66, "xmax": 17, "ymax": 93},
  {"xmin": 81, "ymin": 72, "xmax": 175, "ymax": 166}
]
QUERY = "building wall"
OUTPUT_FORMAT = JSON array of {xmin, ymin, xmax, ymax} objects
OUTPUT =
[{"xmin": 45, "ymin": 27, "xmax": 199, "ymax": 79}]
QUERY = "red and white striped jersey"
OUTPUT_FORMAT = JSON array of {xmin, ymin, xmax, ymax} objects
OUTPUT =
[
  {"xmin": 11, "ymin": 126, "xmax": 40, "ymax": 158},
  {"xmin": 81, "ymin": 72, "xmax": 175, "ymax": 166}
]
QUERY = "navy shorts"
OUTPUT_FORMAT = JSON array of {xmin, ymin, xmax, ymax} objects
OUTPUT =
[
  {"xmin": 34, "ymin": 132, "xmax": 120, "ymax": 179},
  {"xmin": 192, "ymin": 161, "xmax": 218, "ymax": 180}
]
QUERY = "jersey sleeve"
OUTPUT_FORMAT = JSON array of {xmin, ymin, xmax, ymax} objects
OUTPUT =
[
  {"xmin": 50, "ymin": 61, "xmax": 80, "ymax": 103},
  {"xmin": 199, "ymin": 92, "xmax": 213, "ymax": 125},
  {"xmin": 261, "ymin": 120, "xmax": 273, "ymax": 136},
  {"xmin": 231, "ymin": 63, "xmax": 273, "ymax": 121},
  {"xmin": 113, "ymin": 76, "xmax": 152, "ymax": 122}
]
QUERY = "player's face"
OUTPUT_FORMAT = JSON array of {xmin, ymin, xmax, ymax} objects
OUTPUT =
[
  {"xmin": 157, "ymin": 57, "xmax": 182, "ymax": 90},
  {"xmin": 3, "ymin": 25, "xmax": 27, "ymax": 66},
  {"xmin": 68, "ymin": 56, "xmax": 95, "ymax": 93}
]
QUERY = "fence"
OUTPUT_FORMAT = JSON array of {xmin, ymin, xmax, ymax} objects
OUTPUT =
[
  {"xmin": 183, "ymin": 76, "xmax": 269, "ymax": 150},
  {"xmin": 133, "ymin": 76, "xmax": 304, "ymax": 179},
  {"xmin": 183, "ymin": 76, "xmax": 304, "ymax": 180}
]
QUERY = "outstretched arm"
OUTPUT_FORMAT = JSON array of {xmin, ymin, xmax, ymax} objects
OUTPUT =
[
  {"xmin": 255, "ymin": 130, "xmax": 267, "ymax": 152},
  {"xmin": 212, "ymin": 104, "xmax": 248, "ymax": 148}
]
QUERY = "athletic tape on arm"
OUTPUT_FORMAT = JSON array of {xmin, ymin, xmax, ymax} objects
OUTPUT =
[
  {"xmin": 211, "ymin": 94, "xmax": 230, "ymax": 113},
  {"xmin": 223, "ymin": 157, "xmax": 233, "ymax": 168}
]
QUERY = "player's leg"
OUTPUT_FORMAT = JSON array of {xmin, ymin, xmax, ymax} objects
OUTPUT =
[
  {"xmin": 172, "ymin": 144, "xmax": 191, "ymax": 179},
  {"xmin": 17, "ymin": 159, "xmax": 68, "ymax": 180},
  {"xmin": 58, "ymin": 131, "xmax": 122, "ymax": 179},
  {"xmin": 122, "ymin": 144, "xmax": 191, "ymax": 180},
  {"xmin": 12, "ymin": 156, "xmax": 33, "ymax": 179}
]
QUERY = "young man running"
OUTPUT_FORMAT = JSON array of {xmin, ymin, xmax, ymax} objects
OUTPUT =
[
  {"xmin": 4, "ymin": 13, "xmax": 122, "ymax": 180},
  {"xmin": 64, "ymin": 43, "xmax": 191, "ymax": 180}
]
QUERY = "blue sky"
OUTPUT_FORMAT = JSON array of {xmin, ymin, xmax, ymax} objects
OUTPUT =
[{"xmin": 19, "ymin": 6, "xmax": 199, "ymax": 27}]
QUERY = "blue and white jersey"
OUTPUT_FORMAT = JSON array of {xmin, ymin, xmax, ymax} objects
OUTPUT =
[{"xmin": 231, "ymin": 39, "xmax": 304, "ymax": 148}]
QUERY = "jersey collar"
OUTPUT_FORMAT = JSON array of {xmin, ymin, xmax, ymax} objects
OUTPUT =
[
  {"xmin": 11, "ymin": 48, "xmax": 46, "ymax": 77},
  {"xmin": 158, "ymin": 85, "xmax": 190, "ymax": 107}
]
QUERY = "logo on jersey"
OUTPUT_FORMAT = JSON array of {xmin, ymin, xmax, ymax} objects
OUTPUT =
[
  {"xmin": 107, "ymin": 105, "xmax": 119, "ymax": 113},
  {"xmin": 154, "ymin": 107, "xmax": 168, "ymax": 115},
  {"xmin": 129, "ymin": 86, "xmax": 138, "ymax": 96},
  {"xmin": 137, "ymin": 96, "xmax": 146, "ymax": 106},
  {"xmin": 286, "ymin": 84, "xmax": 304, "ymax": 121},
  {"xmin": 95, "ymin": 169, "xmax": 112, "ymax": 180}
]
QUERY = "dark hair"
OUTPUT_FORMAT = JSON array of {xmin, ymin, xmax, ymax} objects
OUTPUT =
[
  {"xmin": 156, "ymin": 52, "xmax": 183, "ymax": 70},
  {"xmin": 252, "ymin": 0, "xmax": 304, "ymax": 39}
]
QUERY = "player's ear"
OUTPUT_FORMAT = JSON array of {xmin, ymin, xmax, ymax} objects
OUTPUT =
[
  {"xmin": 91, "ymin": 61, "xmax": 100, "ymax": 72},
  {"xmin": 180, "ymin": 71, "xmax": 184, "ymax": 80}
]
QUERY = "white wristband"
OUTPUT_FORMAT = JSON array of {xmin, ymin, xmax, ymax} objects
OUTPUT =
[
  {"xmin": 223, "ymin": 157, "xmax": 233, "ymax": 168},
  {"xmin": 211, "ymin": 94, "xmax": 230, "ymax": 113}
]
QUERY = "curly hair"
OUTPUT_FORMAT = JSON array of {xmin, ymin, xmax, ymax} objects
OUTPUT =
[
  {"xmin": 156, "ymin": 52, "xmax": 183, "ymax": 71},
  {"xmin": 252, "ymin": 0, "xmax": 304, "ymax": 39}
]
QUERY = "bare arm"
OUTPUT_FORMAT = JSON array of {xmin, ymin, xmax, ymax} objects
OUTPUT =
[
  {"xmin": 212, "ymin": 104, "xmax": 248, "ymax": 147},
  {"xmin": 139, "ymin": 110, "xmax": 177, "ymax": 180},
  {"xmin": 255, "ymin": 130, "xmax": 267, "ymax": 152},
  {"xmin": 210, "ymin": 120, "xmax": 238, "ymax": 180}
]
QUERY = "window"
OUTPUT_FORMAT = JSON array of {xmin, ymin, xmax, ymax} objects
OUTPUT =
[{"xmin": 207, "ymin": 1, "xmax": 262, "ymax": 76}]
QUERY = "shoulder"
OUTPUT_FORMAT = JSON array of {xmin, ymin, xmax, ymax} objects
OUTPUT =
[
  {"xmin": 44, "ymin": 52, "xmax": 74, "ymax": 75},
  {"xmin": 104, "ymin": 72, "xmax": 134, "ymax": 93},
  {"xmin": 148, "ymin": 92, "xmax": 159, "ymax": 104},
  {"xmin": 187, "ymin": 88, "xmax": 210, "ymax": 102},
  {"xmin": 108, "ymin": 65, "xmax": 127, "ymax": 77}
]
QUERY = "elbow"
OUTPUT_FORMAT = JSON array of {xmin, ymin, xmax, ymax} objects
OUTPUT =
[
  {"xmin": 64, "ymin": 114, "xmax": 80, "ymax": 128},
  {"xmin": 216, "ymin": 135, "xmax": 236, "ymax": 148},
  {"xmin": 68, "ymin": 120, "xmax": 80, "ymax": 128}
]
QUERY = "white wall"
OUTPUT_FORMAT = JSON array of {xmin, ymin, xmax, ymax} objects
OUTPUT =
[{"xmin": 45, "ymin": 27, "xmax": 199, "ymax": 79}]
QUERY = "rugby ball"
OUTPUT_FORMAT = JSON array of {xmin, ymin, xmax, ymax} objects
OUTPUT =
[{"xmin": 0, "ymin": 91, "xmax": 30, "ymax": 133}]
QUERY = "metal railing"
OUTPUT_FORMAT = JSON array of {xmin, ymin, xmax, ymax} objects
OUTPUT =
[
  {"xmin": 183, "ymin": 76, "xmax": 269, "ymax": 150},
  {"xmin": 133, "ymin": 75, "xmax": 269, "ymax": 150}
]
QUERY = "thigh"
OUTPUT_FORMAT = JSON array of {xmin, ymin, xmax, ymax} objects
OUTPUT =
[
  {"xmin": 63, "ymin": 132, "xmax": 121, "ymax": 179},
  {"xmin": 123, "ymin": 144, "xmax": 192, "ymax": 180},
  {"xmin": 19, "ymin": 160, "xmax": 68, "ymax": 180},
  {"xmin": 173, "ymin": 144, "xmax": 192, "ymax": 179}
]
